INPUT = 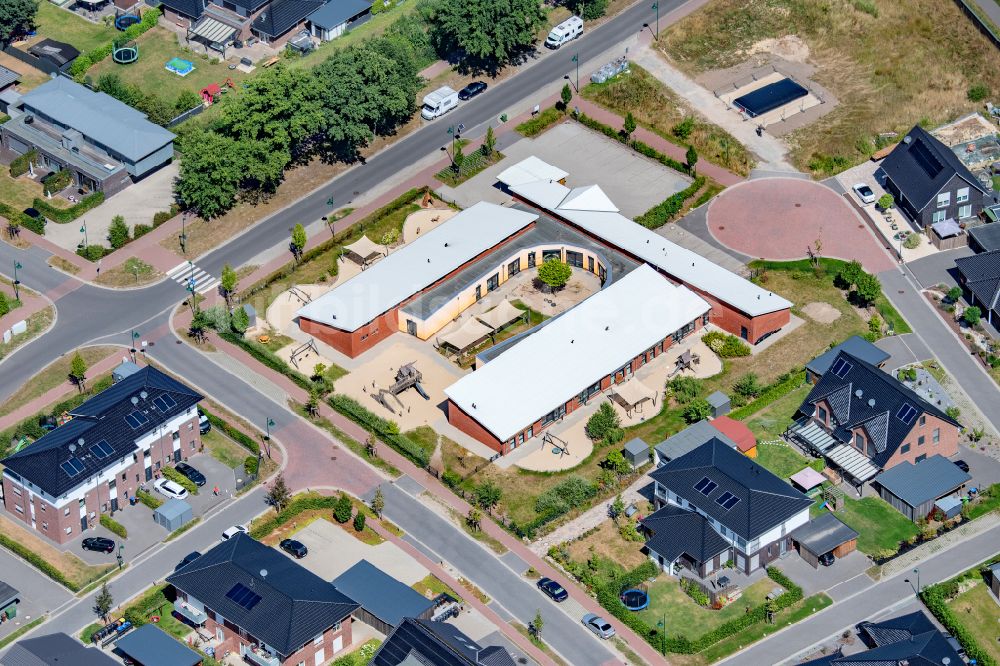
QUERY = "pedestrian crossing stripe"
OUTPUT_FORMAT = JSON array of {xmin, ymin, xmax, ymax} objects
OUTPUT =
[{"xmin": 166, "ymin": 262, "xmax": 219, "ymax": 295}]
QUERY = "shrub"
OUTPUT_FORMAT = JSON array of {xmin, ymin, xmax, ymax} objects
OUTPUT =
[
  {"xmin": 702, "ymin": 330, "xmax": 750, "ymax": 357},
  {"xmin": 921, "ymin": 584, "xmax": 996, "ymax": 666},
  {"xmin": 33, "ymin": 192, "xmax": 105, "ymax": 223},
  {"xmin": 807, "ymin": 153, "xmax": 850, "ymax": 176},
  {"xmin": 672, "ymin": 116, "xmax": 695, "ymax": 140},
  {"xmin": 635, "ymin": 176, "xmax": 706, "ymax": 228},
  {"xmin": 668, "ymin": 376, "xmax": 702, "ymax": 404},
  {"xmin": 353, "ymin": 512, "xmax": 366, "ymax": 532},
  {"xmin": 99, "ymin": 514, "xmax": 128, "ymax": 538},
  {"xmin": 968, "ymin": 84, "xmax": 990, "ymax": 102},
  {"xmin": 877, "ymin": 193, "xmax": 894, "ymax": 210},
  {"xmin": 534, "ymin": 476, "xmax": 597, "ymax": 515},
  {"xmin": 0, "ymin": 534, "xmax": 76, "ymax": 590},
  {"xmin": 108, "ymin": 215, "xmax": 130, "ymax": 249},
  {"xmin": 586, "ymin": 402, "xmax": 621, "ymax": 440},
  {"xmin": 76, "ymin": 244, "xmax": 112, "ymax": 261},
  {"xmin": 334, "ymin": 493, "xmax": 353, "ymax": 523},
  {"xmin": 9, "ymin": 150, "xmax": 37, "ymax": 178},
  {"xmin": 680, "ymin": 578, "xmax": 710, "ymax": 606},
  {"xmin": 135, "ymin": 489, "xmax": 162, "ymax": 510},
  {"xmin": 244, "ymin": 456, "xmax": 259, "ymax": 475},
  {"xmin": 729, "ymin": 370, "xmax": 805, "ymax": 420},
  {"xmin": 946, "ymin": 406, "xmax": 961, "ymax": 420},
  {"xmin": 902, "ymin": 233, "xmax": 921, "ymax": 250},
  {"xmin": 161, "ymin": 466, "xmax": 198, "ymax": 495},
  {"xmin": 132, "ymin": 223, "xmax": 152, "ymax": 239},
  {"xmin": 682, "ymin": 398, "xmax": 712, "ymax": 423},
  {"xmin": 328, "ymin": 393, "xmax": 429, "ymax": 467},
  {"xmin": 249, "ymin": 493, "xmax": 339, "ymax": 539},
  {"xmin": 515, "ymin": 106, "xmax": 564, "ymax": 137},
  {"xmin": 963, "ymin": 306, "xmax": 981, "ymax": 327},
  {"xmin": 42, "ymin": 169, "xmax": 73, "ymax": 193},
  {"xmin": 151, "ymin": 208, "xmax": 177, "ymax": 227},
  {"xmin": 732, "ymin": 373, "xmax": 763, "ymax": 399}
]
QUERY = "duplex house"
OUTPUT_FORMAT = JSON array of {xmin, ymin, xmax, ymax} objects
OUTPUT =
[
  {"xmin": 372, "ymin": 617, "xmax": 516, "ymax": 666},
  {"xmin": 880, "ymin": 124, "xmax": 989, "ymax": 229},
  {"xmin": 800, "ymin": 611, "xmax": 963, "ymax": 665},
  {"xmin": 789, "ymin": 351, "xmax": 961, "ymax": 488},
  {"xmin": 0, "ymin": 632, "xmax": 118, "ymax": 666},
  {"xmin": 167, "ymin": 533, "xmax": 358, "ymax": 666},
  {"xmin": 644, "ymin": 439, "xmax": 812, "ymax": 576},
  {"xmin": 955, "ymin": 249, "xmax": 1000, "ymax": 326},
  {"xmin": 0, "ymin": 366, "xmax": 203, "ymax": 544},
  {"xmin": 0, "ymin": 77, "xmax": 175, "ymax": 196}
]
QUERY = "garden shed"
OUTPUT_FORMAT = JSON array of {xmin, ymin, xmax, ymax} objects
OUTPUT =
[
  {"xmin": 622, "ymin": 438, "xmax": 651, "ymax": 469},
  {"xmin": 153, "ymin": 498, "xmax": 193, "ymax": 532},
  {"xmin": 706, "ymin": 391, "xmax": 730, "ymax": 417}
]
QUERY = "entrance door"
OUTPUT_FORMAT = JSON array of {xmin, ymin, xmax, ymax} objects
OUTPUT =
[
  {"xmin": 740, "ymin": 326, "xmax": 749, "ymax": 341},
  {"xmin": 487, "ymin": 273, "xmax": 499, "ymax": 292},
  {"xmin": 475, "ymin": 285, "xmax": 481, "ymax": 300},
  {"xmin": 406, "ymin": 320, "xmax": 416, "ymax": 336}
]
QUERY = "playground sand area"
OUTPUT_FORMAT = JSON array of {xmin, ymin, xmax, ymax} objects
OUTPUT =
[
  {"xmin": 274, "ymin": 339, "xmax": 337, "ymax": 377},
  {"xmin": 403, "ymin": 207, "xmax": 458, "ymax": 242},
  {"xmin": 335, "ymin": 340, "xmax": 466, "ymax": 431}
]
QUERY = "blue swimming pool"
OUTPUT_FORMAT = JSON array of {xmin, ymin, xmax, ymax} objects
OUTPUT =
[{"xmin": 165, "ymin": 57, "xmax": 195, "ymax": 76}]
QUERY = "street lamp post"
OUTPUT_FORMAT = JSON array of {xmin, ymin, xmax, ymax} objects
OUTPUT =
[
  {"xmin": 80, "ymin": 220, "xmax": 88, "ymax": 248},
  {"xmin": 129, "ymin": 330, "xmax": 140, "ymax": 363},
  {"xmin": 652, "ymin": 2, "xmax": 659, "ymax": 39},
  {"xmin": 12, "ymin": 261, "xmax": 22, "ymax": 301},
  {"xmin": 913, "ymin": 567, "xmax": 920, "ymax": 595},
  {"xmin": 179, "ymin": 213, "xmax": 187, "ymax": 254},
  {"xmin": 263, "ymin": 417, "xmax": 275, "ymax": 459},
  {"xmin": 571, "ymin": 53, "xmax": 579, "ymax": 92}
]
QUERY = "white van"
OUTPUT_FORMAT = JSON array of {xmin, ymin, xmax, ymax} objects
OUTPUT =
[
  {"xmin": 421, "ymin": 86, "xmax": 459, "ymax": 120},
  {"xmin": 544, "ymin": 15, "xmax": 583, "ymax": 49}
]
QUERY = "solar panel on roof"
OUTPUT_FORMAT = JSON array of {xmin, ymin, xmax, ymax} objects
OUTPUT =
[
  {"xmin": 715, "ymin": 491, "xmax": 740, "ymax": 510},
  {"xmin": 90, "ymin": 440, "xmax": 114, "ymax": 459},
  {"xmin": 693, "ymin": 476, "xmax": 718, "ymax": 496},
  {"xmin": 225, "ymin": 583, "xmax": 262, "ymax": 610},
  {"xmin": 896, "ymin": 403, "xmax": 918, "ymax": 424},
  {"xmin": 152, "ymin": 394, "xmax": 176, "ymax": 411},
  {"xmin": 125, "ymin": 410, "xmax": 149, "ymax": 429},
  {"xmin": 909, "ymin": 139, "xmax": 943, "ymax": 178},
  {"xmin": 830, "ymin": 358, "xmax": 853, "ymax": 378},
  {"xmin": 61, "ymin": 457, "xmax": 84, "ymax": 477}
]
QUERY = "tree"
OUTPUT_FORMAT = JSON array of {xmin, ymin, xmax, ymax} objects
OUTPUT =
[
  {"xmin": 291, "ymin": 223, "xmax": 307, "ymax": 259},
  {"xmin": 603, "ymin": 450, "xmax": 631, "ymax": 476},
  {"xmin": 452, "ymin": 140, "xmax": 465, "ymax": 173},
  {"xmin": 963, "ymin": 306, "xmax": 982, "ymax": 327},
  {"xmin": 474, "ymin": 481, "xmax": 502, "ymax": 511},
  {"xmin": 946, "ymin": 286, "xmax": 962, "ymax": 304},
  {"xmin": 565, "ymin": 0, "xmax": 608, "ymax": 20},
  {"xmin": 466, "ymin": 507, "xmax": 482, "ymax": 532},
  {"xmin": 481, "ymin": 125, "xmax": 496, "ymax": 157},
  {"xmin": 174, "ymin": 89, "xmax": 202, "ymax": 113},
  {"xmin": 371, "ymin": 486, "xmax": 385, "ymax": 517},
  {"xmin": 835, "ymin": 260, "xmax": 864, "ymax": 290},
  {"xmin": 732, "ymin": 372, "xmax": 763, "ymax": 399},
  {"xmin": 672, "ymin": 116, "xmax": 694, "ymax": 140},
  {"xmin": 353, "ymin": 512, "xmax": 366, "ymax": 532},
  {"xmin": 334, "ymin": 493, "xmax": 353, "ymax": 523},
  {"xmin": 946, "ymin": 406, "xmax": 961, "ymax": 421},
  {"xmin": 623, "ymin": 112, "xmax": 636, "ymax": 140},
  {"xmin": 175, "ymin": 129, "xmax": 246, "ymax": 218},
  {"xmin": 108, "ymin": 215, "xmax": 130, "ymax": 249},
  {"xmin": 305, "ymin": 388, "xmax": 320, "ymax": 418},
  {"xmin": 853, "ymin": 271, "xmax": 882, "ymax": 307},
  {"xmin": 70, "ymin": 352, "xmax": 88, "ymax": 391},
  {"xmin": 686, "ymin": 145, "xmax": 698, "ymax": 173},
  {"xmin": 668, "ymin": 376, "xmax": 701, "ymax": 404},
  {"xmin": 230, "ymin": 306, "xmax": 249, "ymax": 333},
  {"xmin": 536, "ymin": 258, "xmax": 572, "ymax": 291},
  {"xmin": 531, "ymin": 609, "xmax": 544, "ymax": 639},
  {"xmin": 266, "ymin": 473, "xmax": 291, "ymax": 512},
  {"xmin": 220, "ymin": 263, "xmax": 238, "ymax": 306},
  {"xmin": 877, "ymin": 193, "xmax": 894, "ymax": 210},
  {"xmin": 586, "ymin": 402, "xmax": 621, "ymax": 440},
  {"xmin": 0, "ymin": 0, "xmax": 38, "ymax": 48},
  {"xmin": 94, "ymin": 582, "xmax": 114, "ymax": 623},
  {"xmin": 560, "ymin": 83, "xmax": 573, "ymax": 110},
  {"xmin": 610, "ymin": 493, "xmax": 626, "ymax": 522},
  {"xmin": 424, "ymin": 0, "xmax": 546, "ymax": 74},
  {"xmin": 682, "ymin": 398, "xmax": 712, "ymax": 423}
]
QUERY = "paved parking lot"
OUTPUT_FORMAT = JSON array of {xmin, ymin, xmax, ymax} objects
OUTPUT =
[
  {"xmin": 0, "ymin": 549, "xmax": 73, "ymax": 641},
  {"xmin": 183, "ymin": 453, "xmax": 238, "ymax": 515}
]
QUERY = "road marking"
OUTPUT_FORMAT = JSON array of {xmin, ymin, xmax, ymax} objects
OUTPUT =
[{"xmin": 166, "ymin": 261, "xmax": 219, "ymax": 295}]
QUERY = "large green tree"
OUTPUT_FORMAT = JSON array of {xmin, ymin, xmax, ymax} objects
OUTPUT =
[
  {"xmin": 175, "ymin": 130, "xmax": 246, "ymax": 218},
  {"xmin": 424, "ymin": 0, "xmax": 546, "ymax": 73},
  {"xmin": 0, "ymin": 0, "xmax": 38, "ymax": 48},
  {"xmin": 536, "ymin": 258, "xmax": 572, "ymax": 291},
  {"xmin": 564, "ymin": 0, "xmax": 607, "ymax": 20}
]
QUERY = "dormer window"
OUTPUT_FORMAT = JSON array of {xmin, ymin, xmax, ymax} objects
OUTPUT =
[
  {"xmin": 854, "ymin": 433, "xmax": 864, "ymax": 450},
  {"xmin": 817, "ymin": 406, "xmax": 828, "ymax": 424}
]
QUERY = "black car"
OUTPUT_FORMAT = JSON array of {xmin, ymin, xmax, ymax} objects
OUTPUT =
[
  {"xmin": 174, "ymin": 462, "xmax": 206, "ymax": 487},
  {"xmin": 537, "ymin": 577, "xmax": 568, "ymax": 602},
  {"xmin": 280, "ymin": 538, "xmax": 308, "ymax": 559},
  {"xmin": 82, "ymin": 536, "xmax": 115, "ymax": 553},
  {"xmin": 953, "ymin": 459, "xmax": 970, "ymax": 473},
  {"xmin": 818, "ymin": 551, "xmax": 835, "ymax": 567},
  {"xmin": 176, "ymin": 551, "xmax": 202, "ymax": 570},
  {"xmin": 22, "ymin": 207, "xmax": 43, "ymax": 222},
  {"xmin": 458, "ymin": 81, "xmax": 487, "ymax": 100}
]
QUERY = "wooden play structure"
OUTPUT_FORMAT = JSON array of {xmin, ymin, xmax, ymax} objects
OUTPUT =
[
  {"xmin": 287, "ymin": 339, "xmax": 319, "ymax": 370},
  {"xmin": 200, "ymin": 78, "xmax": 235, "ymax": 104},
  {"xmin": 374, "ymin": 362, "xmax": 430, "ymax": 414}
]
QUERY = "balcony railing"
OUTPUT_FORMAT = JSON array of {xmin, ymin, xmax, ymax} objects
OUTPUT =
[
  {"xmin": 240, "ymin": 644, "xmax": 280, "ymax": 666},
  {"xmin": 172, "ymin": 599, "xmax": 207, "ymax": 626}
]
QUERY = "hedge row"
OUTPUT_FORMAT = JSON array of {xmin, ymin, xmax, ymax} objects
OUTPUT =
[
  {"xmin": 161, "ymin": 465, "xmax": 199, "ymax": 495},
  {"xmin": 99, "ymin": 514, "xmax": 128, "ymax": 539},
  {"xmin": 922, "ymin": 583, "xmax": 996, "ymax": 666},
  {"xmin": 201, "ymin": 407, "xmax": 260, "ymax": 455},
  {"xmin": 515, "ymin": 107, "xmax": 564, "ymax": 138},
  {"xmin": 573, "ymin": 111, "xmax": 691, "ymax": 175},
  {"xmin": 0, "ymin": 533, "xmax": 76, "ymax": 591},
  {"xmin": 729, "ymin": 369, "xmax": 806, "ymax": 421},
  {"xmin": 9, "ymin": 149, "xmax": 37, "ymax": 178},
  {"xmin": 0, "ymin": 201, "xmax": 44, "ymax": 235},
  {"xmin": 327, "ymin": 393, "xmax": 430, "ymax": 467},
  {"xmin": 248, "ymin": 494, "xmax": 340, "ymax": 540},
  {"xmin": 216, "ymin": 330, "xmax": 313, "ymax": 393},
  {"xmin": 635, "ymin": 176, "xmax": 706, "ymax": 229},
  {"xmin": 68, "ymin": 9, "xmax": 161, "ymax": 77},
  {"xmin": 33, "ymin": 192, "xmax": 104, "ymax": 223},
  {"xmin": 135, "ymin": 488, "xmax": 162, "ymax": 510}
]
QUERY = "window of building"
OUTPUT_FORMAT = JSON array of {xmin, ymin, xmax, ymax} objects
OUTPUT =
[
  {"xmin": 12, "ymin": 486, "xmax": 20, "ymax": 496},
  {"xmin": 932, "ymin": 210, "xmax": 946, "ymax": 223},
  {"xmin": 933, "ymin": 428, "xmax": 940, "ymax": 443},
  {"xmin": 39, "ymin": 503, "xmax": 45, "ymax": 512},
  {"xmin": 901, "ymin": 443, "xmax": 910, "ymax": 453},
  {"xmin": 313, "ymin": 634, "xmax": 323, "ymax": 645},
  {"xmin": 64, "ymin": 507, "xmax": 70, "ymax": 516},
  {"xmin": 122, "ymin": 472, "xmax": 127, "ymax": 481},
  {"xmin": 65, "ymin": 526, "xmax": 72, "ymax": 535},
  {"xmin": 508, "ymin": 258, "xmax": 520, "ymax": 276},
  {"xmin": 527, "ymin": 252, "xmax": 536, "ymax": 268},
  {"xmin": 937, "ymin": 192, "xmax": 950, "ymax": 207},
  {"xmin": 817, "ymin": 406, "xmax": 827, "ymax": 423},
  {"xmin": 854, "ymin": 433, "xmax": 864, "ymax": 450},
  {"xmin": 867, "ymin": 441, "xmax": 875, "ymax": 457},
  {"xmin": 188, "ymin": 423, "xmax": 194, "ymax": 431},
  {"xmin": 41, "ymin": 522, "xmax": 48, "ymax": 530},
  {"xmin": 527, "ymin": 426, "xmax": 533, "ymax": 439},
  {"xmin": 918, "ymin": 435, "xmax": 925, "ymax": 446},
  {"xmin": 518, "ymin": 433, "xmax": 524, "ymax": 445},
  {"xmin": 588, "ymin": 256, "xmax": 595, "ymax": 272},
  {"xmin": 14, "ymin": 505, "xmax": 23, "ymax": 513},
  {"xmin": 915, "ymin": 454, "xmax": 927, "ymax": 463},
  {"xmin": 566, "ymin": 251, "xmax": 583, "ymax": 268},
  {"xmin": 190, "ymin": 440, "xmax": 197, "ymax": 450},
  {"xmin": 957, "ymin": 187, "xmax": 970, "ymax": 203},
  {"xmin": 959, "ymin": 204, "xmax": 972, "ymax": 219},
  {"xmin": 919, "ymin": 415, "xmax": 926, "ymax": 426}
]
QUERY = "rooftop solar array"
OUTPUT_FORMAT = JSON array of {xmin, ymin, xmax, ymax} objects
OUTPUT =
[
  {"xmin": 694, "ymin": 476, "xmax": 718, "ymax": 496},
  {"xmin": 225, "ymin": 583, "xmax": 262, "ymax": 611},
  {"xmin": 153, "ymin": 394, "xmax": 176, "ymax": 412},
  {"xmin": 124, "ymin": 410, "xmax": 149, "ymax": 429},
  {"xmin": 89, "ymin": 440, "xmax": 114, "ymax": 459},
  {"xmin": 61, "ymin": 457, "xmax": 85, "ymax": 477}
]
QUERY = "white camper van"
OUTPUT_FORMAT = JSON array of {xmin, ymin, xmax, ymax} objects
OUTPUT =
[
  {"xmin": 421, "ymin": 86, "xmax": 459, "ymax": 120},
  {"xmin": 544, "ymin": 15, "xmax": 583, "ymax": 49}
]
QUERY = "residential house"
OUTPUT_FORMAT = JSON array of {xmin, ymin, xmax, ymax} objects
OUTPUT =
[
  {"xmin": 799, "ymin": 611, "xmax": 963, "ymax": 665},
  {"xmin": 371, "ymin": 617, "xmax": 516, "ymax": 666},
  {"xmin": 0, "ymin": 65, "xmax": 21, "ymax": 114},
  {"xmin": 788, "ymin": 351, "xmax": 961, "ymax": 488},
  {"xmin": 644, "ymin": 438, "xmax": 812, "ymax": 576},
  {"xmin": 0, "ymin": 632, "xmax": 118, "ymax": 666},
  {"xmin": 167, "ymin": 533, "xmax": 358, "ymax": 666},
  {"xmin": 162, "ymin": 0, "xmax": 330, "ymax": 48},
  {"xmin": 306, "ymin": 0, "xmax": 372, "ymax": 41},
  {"xmin": 805, "ymin": 335, "xmax": 889, "ymax": 384},
  {"xmin": 873, "ymin": 454, "xmax": 970, "ymax": 522},
  {"xmin": 331, "ymin": 560, "xmax": 438, "ymax": 635},
  {"xmin": 1, "ymin": 77, "xmax": 175, "ymax": 196},
  {"xmin": 653, "ymin": 419, "xmax": 739, "ymax": 465},
  {"xmin": 0, "ymin": 366, "xmax": 203, "ymax": 544},
  {"xmin": 955, "ymin": 249, "xmax": 1000, "ymax": 325},
  {"xmin": 880, "ymin": 124, "xmax": 989, "ymax": 230}
]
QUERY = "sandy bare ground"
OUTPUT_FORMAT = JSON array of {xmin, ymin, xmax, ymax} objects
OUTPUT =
[
  {"xmin": 803, "ymin": 301, "xmax": 842, "ymax": 324},
  {"xmin": 403, "ymin": 208, "xmax": 458, "ymax": 242}
]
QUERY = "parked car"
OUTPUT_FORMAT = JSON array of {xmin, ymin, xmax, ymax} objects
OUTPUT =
[
  {"xmin": 176, "ymin": 551, "xmax": 202, "ymax": 570},
  {"xmin": 537, "ymin": 577, "xmax": 568, "ymax": 602},
  {"xmin": 852, "ymin": 183, "xmax": 876, "ymax": 204},
  {"xmin": 22, "ymin": 207, "xmax": 44, "ymax": 223},
  {"xmin": 953, "ymin": 459, "xmax": 970, "ymax": 473},
  {"xmin": 279, "ymin": 538, "xmax": 308, "ymax": 559},
  {"xmin": 198, "ymin": 410, "xmax": 211, "ymax": 435},
  {"xmin": 582, "ymin": 613, "xmax": 615, "ymax": 639},
  {"xmin": 82, "ymin": 536, "xmax": 115, "ymax": 553},
  {"xmin": 175, "ymin": 461, "xmax": 207, "ymax": 487},
  {"xmin": 222, "ymin": 524, "xmax": 248, "ymax": 540},
  {"xmin": 153, "ymin": 477, "xmax": 188, "ymax": 500},
  {"xmin": 818, "ymin": 551, "xmax": 835, "ymax": 567},
  {"xmin": 458, "ymin": 81, "xmax": 487, "ymax": 100},
  {"xmin": 943, "ymin": 633, "xmax": 966, "ymax": 656}
]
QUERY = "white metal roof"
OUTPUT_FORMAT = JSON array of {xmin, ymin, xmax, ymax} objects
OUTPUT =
[
  {"xmin": 827, "ymin": 444, "xmax": 880, "ymax": 482},
  {"xmin": 505, "ymin": 158, "xmax": 792, "ymax": 317},
  {"xmin": 296, "ymin": 202, "xmax": 537, "ymax": 331},
  {"xmin": 496, "ymin": 156, "xmax": 568, "ymax": 188},
  {"xmin": 444, "ymin": 265, "xmax": 710, "ymax": 441}
]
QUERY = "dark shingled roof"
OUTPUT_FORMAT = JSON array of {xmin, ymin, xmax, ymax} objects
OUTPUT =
[
  {"xmin": 956, "ymin": 249, "xmax": 1000, "ymax": 312},
  {"xmin": 0, "ymin": 580, "xmax": 19, "ymax": 609},
  {"xmin": 875, "ymin": 454, "xmax": 970, "ymax": 507},
  {"xmin": 1, "ymin": 366, "xmax": 202, "ymax": 497},
  {"xmin": 332, "ymin": 560, "xmax": 435, "ymax": 629},
  {"xmin": 1, "ymin": 632, "xmax": 119, "ymax": 666},
  {"xmin": 806, "ymin": 335, "xmax": 890, "ymax": 377},
  {"xmin": 0, "ymin": 65, "xmax": 20, "ymax": 90},
  {"xmin": 26, "ymin": 39, "xmax": 79, "ymax": 67},
  {"xmin": 157, "ymin": 0, "xmax": 206, "ymax": 19},
  {"xmin": 167, "ymin": 533, "xmax": 358, "ymax": 658},
  {"xmin": 881, "ymin": 124, "xmax": 987, "ymax": 213},
  {"xmin": 252, "ymin": 0, "xmax": 324, "ymax": 37},
  {"xmin": 789, "ymin": 513, "xmax": 858, "ymax": 558},
  {"xmin": 641, "ymin": 504, "xmax": 731, "ymax": 563},
  {"xmin": 307, "ymin": 0, "xmax": 371, "ymax": 29},
  {"xmin": 114, "ymin": 625, "xmax": 202, "ymax": 666},
  {"xmin": 969, "ymin": 223, "xmax": 1000, "ymax": 253},
  {"xmin": 654, "ymin": 420, "xmax": 738, "ymax": 463},
  {"xmin": 800, "ymin": 612, "xmax": 963, "ymax": 665},
  {"xmin": 372, "ymin": 618, "xmax": 516, "ymax": 666},
  {"xmin": 649, "ymin": 438, "xmax": 812, "ymax": 540},
  {"xmin": 798, "ymin": 351, "xmax": 960, "ymax": 468}
]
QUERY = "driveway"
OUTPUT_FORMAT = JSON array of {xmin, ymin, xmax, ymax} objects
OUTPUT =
[
  {"xmin": 955, "ymin": 443, "xmax": 1000, "ymax": 490},
  {"xmin": 874, "ymin": 334, "xmax": 933, "ymax": 372},
  {"xmin": 182, "ymin": 453, "xmax": 237, "ymax": 516},
  {"xmin": 904, "ymin": 246, "xmax": 974, "ymax": 290},
  {"xmin": 778, "ymin": 549, "xmax": 872, "ymax": 601},
  {"xmin": 72, "ymin": 504, "xmax": 165, "ymax": 566},
  {"xmin": 0, "ymin": 549, "xmax": 73, "ymax": 641}
]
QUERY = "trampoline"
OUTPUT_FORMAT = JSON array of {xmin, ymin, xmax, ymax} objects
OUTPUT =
[
  {"xmin": 165, "ymin": 57, "xmax": 195, "ymax": 76},
  {"xmin": 733, "ymin": 78, "xmax": 808, "ymax": 118},
  {"xmin": 620, "ymin": 588, "xmax": 649, "ymax": 611},
  {"xmin": 115, "ymin": 14, "xmax": 140, "ymax": 30},
  {"xmin": 112, "ymin": 41, "xmax": 138, "ymax": 64}
]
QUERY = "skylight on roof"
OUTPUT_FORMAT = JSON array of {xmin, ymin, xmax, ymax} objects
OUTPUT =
[
  {"xmin": 60, "ymin": 457, "xmax": 84, "ymax": 477},
  {"xmin": 225, "ymin": 583, "xmax": 262, "ymax": 611},
  {"xmin": 830, "ymin": 358, "xmax": 853, "ymax": 379},
  {"xmin": 715, "ymin": 491, "xmax": 740, "ymax": 511},
  {"xmin": 693, "ymin": 476, "xmax": 718, "ymax": 496},
  {"xmin": 89, "ymin": 440, "xmax": 114, "ymax": 459},
  {"xmin": 152, "ymin": 394, "xmax": 176, "ymax": 412},
  {"xmin": 896, "ymin": 403, "xmax": 918, "ymax": 425}
]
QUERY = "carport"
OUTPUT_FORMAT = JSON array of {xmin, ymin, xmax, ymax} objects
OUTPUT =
[
  {"xmin": 115, "ymin": 624, "xmax": 201, "ymax": 666},
  {"xmin": 790, "ymin": 512, "xmax": 858, "ymax": 569},
  {"xmin": 0, "ymin": 580, "xmax": 19, "ymax": 621}
]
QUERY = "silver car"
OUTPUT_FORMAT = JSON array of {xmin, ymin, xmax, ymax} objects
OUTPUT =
[
  {"xmin": 582, "ymin": 613, "xmax": 615, "ymax": 640},
  {"xmin": 852, "ymin": 183, "xmax": 876, "ymax": 204}
]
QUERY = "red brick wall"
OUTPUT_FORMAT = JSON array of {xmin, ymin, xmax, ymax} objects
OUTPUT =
[
  {"xmin": 300, "ymin": 309, "xmax": 398, "ymax": 358},
  {"xmin": 883, "ymin": 413, "xmax": 960, "ymax": 469},
  {"xmin": 446, "ymin": 400, "xmax": 509, "ymax": 455}
]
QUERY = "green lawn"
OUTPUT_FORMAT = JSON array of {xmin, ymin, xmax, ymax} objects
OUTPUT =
[
  {"xmin": 754, "ymin": 442, "xmax": 813, "ymax": 481},
  {"xmin": 815, "ymin": 496, "xmax": 918, "ymax": 557},
  {"xmin": 35, "ymin": 3, "xmax": 116, "ymax": 53},
  {"xmin": 948, "ymin": 582, "xmax": 1000, "ymax": 663},
  {"xmin": 202, "ymin": 427, "xmax": 250, "ymax": 469},
  {"xmin": 403, "ymin": 425, "xmax": 441, "ymax": 459},
  {"xmin": 637, "ymin": 576, "xmax": 774, "ymax": 640},
  {"xmin": 745, "ymin": 384, "xmax": 813, "ymax": 443}
]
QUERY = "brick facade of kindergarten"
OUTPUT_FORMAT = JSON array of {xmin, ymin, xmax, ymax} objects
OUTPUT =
[{"xmin": 2, "ymin": 413, "xmax": 201, "ymax": 544}]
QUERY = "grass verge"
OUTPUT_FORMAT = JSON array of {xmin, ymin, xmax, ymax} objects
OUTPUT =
[
  {"xmin": 93, "ymin": 257, "xmax": 161, "ymax": 288},
  {"xmin": 0, "ymin": 615, "xmax": 46, "ymax": 650},
  {"xmin": 0, "ymin": 345, "xmax": 117, "ymax": 418}
]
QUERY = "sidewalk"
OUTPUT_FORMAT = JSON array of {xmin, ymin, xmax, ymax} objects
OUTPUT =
[{"xmin": 0, "ymin": 289, "xmax": 49, "ymax": 332}]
